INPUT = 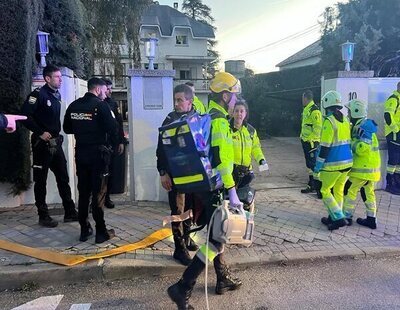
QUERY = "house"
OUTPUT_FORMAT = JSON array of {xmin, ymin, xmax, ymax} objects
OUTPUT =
[
  {"xmin": 276, "ymin": 40, "xmax": 322, "ymax": 70},
  {"xmin": 94, "ymin": 3, "xmax": 215, "ymax": 117}
]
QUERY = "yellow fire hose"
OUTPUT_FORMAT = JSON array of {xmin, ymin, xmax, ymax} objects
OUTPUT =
[{"xmin": 0, "ymin": 228, "xmax": 172, "ymax": 266}]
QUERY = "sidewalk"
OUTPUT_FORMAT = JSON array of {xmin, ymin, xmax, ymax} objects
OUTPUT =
[{"xmin": 1, "ymin": 137, "xmax": 399, "ymax": 290}]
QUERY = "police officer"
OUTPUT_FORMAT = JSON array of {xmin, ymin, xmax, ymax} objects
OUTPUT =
[
  {"xmin": 315, "ymin": 91, "xmax": 353, "ymax": 231},
  {"xmin": 300, "ymin": 90, "xmax": 322, "ymax": 197},
  {"xmin": 156, "ymin": 84, "xmax": 198, "ymax": 266},
  {"xmin": 384, "ymin": 82, "xmax": 400, "ymax": 195},
  {"xmin": 102, "ymin": 78, "xmax": 126, "ymax": 208},
  {"xmin": 343, "ymin": 99, "xmax": 380, "ymax": 229},
  {"xmin": 168, "ymin": 72, "xmax": 243, "ymax": 310},
  {"xmin": 63, "ymin": 77, "xmax": 117, "ymax": 244},
  {"xmin": 21, "ymin": 65, "xmax": 78, "ymax": 228}
]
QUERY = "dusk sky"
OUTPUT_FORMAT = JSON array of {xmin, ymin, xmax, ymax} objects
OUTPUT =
[{"xmin": 158, "ymin": 0, "xmax": 348, "ymax": 73}]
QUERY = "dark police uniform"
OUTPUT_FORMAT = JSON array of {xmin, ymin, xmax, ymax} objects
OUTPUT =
[
  {"xmin": 104, "ymin": 96, "xmax": 125, "ymax": 204},
  {"xmin": 21, "ymin": 84, "xmax": 77, "ymax": 224},
  {"xmin": 63, "ymin": 92, "xmax": 117, "ymax": 240}
]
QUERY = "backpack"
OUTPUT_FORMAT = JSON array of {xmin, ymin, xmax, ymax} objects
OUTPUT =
[{"xmin": 159, "ymin": 112, "xmax": 222, "ymax": 193}]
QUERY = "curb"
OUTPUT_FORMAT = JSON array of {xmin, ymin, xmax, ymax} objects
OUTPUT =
[{"xmin": 1, "ymin": 247, "xmax": 400, "ymax": 291}]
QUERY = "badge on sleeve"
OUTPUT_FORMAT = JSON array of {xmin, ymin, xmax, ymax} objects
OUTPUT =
[{"xmin": 28, "ymin": 96, "xmax": 37, "ymax": 104}]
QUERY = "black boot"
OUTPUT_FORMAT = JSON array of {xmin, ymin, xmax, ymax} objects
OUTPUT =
[
  {"xmin": 95, "ymin": 229, "xmax": 115, "ymax": 243},
  {"xmin": 37, "ymin": 204, "xmax": 58, "ymax": 228},
  {"xmin": 79, "ymin": 223, "xmax": 93, "ymax": 242},
  {"xmin": 168, "ymin": 256, "xmax": 205, "ymax": 310},
  {"xmin": 327, "ymin": 218, "xmax": 347, "ymax": 231},
  {"xmin": 64, "ymin": 207, "xmax": 79, "ymax": 223},
  {"xmin": 172, "ymin": 223, "xmax": 192, "ymax": 266},
  {"xmin": 321, "ymin": 215, "xmax": 333, "ymax": 226},
  {"xmin": 357, "ymin": 216, "xmax": 377, "ymax": 229},
  {"xmin": 214, "ymin": 254, "xmax": 242, "ymax": 295},
  {"xmin": 105, "ymin": 195, "xmax": 115, "ymax": 209},
  {"xmin": 301, "ymin": 176, "xmax": 315, "ymax": 193},
  {"xmin": 183, "ymin": 221, "xmax": 199, "ymax": 252}
]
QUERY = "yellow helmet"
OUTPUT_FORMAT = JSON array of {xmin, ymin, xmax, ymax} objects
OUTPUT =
[
  {"xmin": 210, "ymin": 72, "xmax": 241, "ymax": 94},
  {"xmin": 321, "ymin": 90, "xmax": 342, "ymax": 109},
  {"xmin": 348, "ymin": 99, "xmax": 367, "ymax": 118}
]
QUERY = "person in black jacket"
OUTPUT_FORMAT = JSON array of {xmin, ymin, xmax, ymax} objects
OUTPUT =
[
  {"xmin": 156, "ymin": 84, "xmax": 198, "ymax": 266},
  {"xmin": 63, "ymin": 78, "xmax": 117, "ymax": 244},
  {"xmin": 102, "ymin": 78, "xmax": 126, "ymax": 208},
  {"xmin": 21, "ymin": 65, "xmax": 78, "ymax": 228}
]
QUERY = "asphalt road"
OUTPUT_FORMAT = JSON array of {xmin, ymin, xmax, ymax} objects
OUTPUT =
[{"xmin": 2, "ymin": 256, "xmax": 400, "ymax": 310}]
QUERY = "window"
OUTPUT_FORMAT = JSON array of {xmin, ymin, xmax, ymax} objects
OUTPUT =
[
  {"xmin": 176, "ymin": 35, "xmax": 188, "ymax": 45},
  {"xmin": 179, "ymin": 70, "xmax": 191, "ymax": 80}
]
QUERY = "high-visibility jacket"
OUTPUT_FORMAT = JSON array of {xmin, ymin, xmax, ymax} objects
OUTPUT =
[
  {"xmin": 384, "ymin": 91, "xmax": 400, "ymax": 136},
  {"xmin": 349, "ymin": 118, "xmax": 381, "ymax": 181},
  {"xmin": 300, "ymin": 100, "xmax": 322, "ymax": 144},
  {"xmin": 231, "ymin": 122, "xmax": 265, "ymax": 167},
  {"xmin": 318, "ymin": 114, "xmax": 353, "ymax": 171},
  {"xmin": 207, "ymin": 100, "xmax": 235, "ymax": 189},
  {"xmin": 193, "ymin": 96, "xmax": 206, "ymax": 114}
]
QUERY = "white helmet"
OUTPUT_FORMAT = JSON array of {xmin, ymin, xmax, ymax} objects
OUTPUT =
[
  {"xmin": 348, "ymin": 99, "xmax": 367, "ymax": 118},
  {"xmin": 321, "ymin": 90, "xmax": 342, "ymax": 109}
]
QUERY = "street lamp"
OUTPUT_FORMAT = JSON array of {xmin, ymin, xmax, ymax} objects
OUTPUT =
[
  {"xmin": 36, "ymin": 30, "xmax": 50, "ymax": 68},
  {"xmin": 141, "ymin": 37, "xmax": 158, "ymax": 70},
  {"xmin": 341, "ymin": 41, "xmax": 355, "ymax": 71}
]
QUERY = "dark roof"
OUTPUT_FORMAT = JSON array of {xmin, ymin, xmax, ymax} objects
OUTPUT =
[
  {"xmin": 276, "ymin": 40, "xmax": 322, "ymax": 67},
  {"xmin": 141, "ymin": 4, "xmax": 215, "ymax": 39}
]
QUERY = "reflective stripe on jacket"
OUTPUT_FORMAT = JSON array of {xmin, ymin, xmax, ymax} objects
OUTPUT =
[
  {"xmin": 207, "ymin": 100, "xmax": 235, "ymax": 189},
  {"xmin": 349, "ymin": 118, "xmax": 381, "ymax": 181},
  {"xmin": 319, "ymin": 114, "xmax": 353, "ymax": 171},
  {"xmin": 300, "ymin": 101, "xmax": 322, "ymax": 143}
]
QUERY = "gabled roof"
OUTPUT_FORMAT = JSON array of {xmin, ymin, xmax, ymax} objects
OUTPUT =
[
  {"xmin": 141, "ymin": 4, "xmax": 215, "ymax": 39},
  {"xmin": 276, "ymin": 40, "xmax": 322, "ymax": 67}
]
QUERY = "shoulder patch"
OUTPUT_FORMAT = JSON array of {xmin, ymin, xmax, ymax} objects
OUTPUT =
[{"xmin": 28, "ymin": 96, "xmax": 37, "ymax": 104}]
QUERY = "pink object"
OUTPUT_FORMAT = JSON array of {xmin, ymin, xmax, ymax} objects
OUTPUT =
[{"xmin": 5, "ymin": 114, "xmax": 27, "ymax": 133}]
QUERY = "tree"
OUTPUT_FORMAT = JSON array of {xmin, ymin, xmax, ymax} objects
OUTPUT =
[
  {"xmin": 320, "ymin": 0, "xmax": 400, "ymax": 76},
  {"xmin": 81, "ymin": 0, "xmax": 152, "ymax": 76},
  {"xmin": 182, "ymin": 0, "xmax": 219, "ymax": 76},
  {"xmin": 41, "ymin": 0, "xmax": 92, "ymax": 78}
]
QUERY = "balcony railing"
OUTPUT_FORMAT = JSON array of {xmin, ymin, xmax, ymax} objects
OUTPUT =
[{"xmin": 173, "ymin": 78, "xmax": 210, "ymax": 91}]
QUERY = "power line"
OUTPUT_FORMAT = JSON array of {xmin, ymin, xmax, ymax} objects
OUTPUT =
[{"xmin": 225, "ymin": 24, "xmax": 320, "ymax": 60}]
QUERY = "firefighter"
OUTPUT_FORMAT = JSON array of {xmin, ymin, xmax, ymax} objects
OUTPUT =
[
  {"xmin": 343, "ymin": 99, "xmax": 380, "ymax": 229},
  {"xmin": 314, "ymin": 91, "xmax": 353, "ymax": 230},
  {"xmin": 384, "ymin": 82, "xmax": 400, "ymax": 195},
  {"xmin": 168, "ymin": 72, "xmax": 243, "ymax": 309}
]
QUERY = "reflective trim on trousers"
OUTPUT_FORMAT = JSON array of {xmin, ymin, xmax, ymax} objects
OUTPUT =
[{"xmin": 197, "ymin": 243, "xmax": 220, "ymax": 263}]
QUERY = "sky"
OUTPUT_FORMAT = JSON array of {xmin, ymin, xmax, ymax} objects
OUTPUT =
[{"xmin": 157, "ymin": 0, "xmax": 348, "ymax": 73}]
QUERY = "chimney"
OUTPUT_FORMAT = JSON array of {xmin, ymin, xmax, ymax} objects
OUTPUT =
[{"xmin": 173, "ymin": 2, "xmax": 178, "ymax": 10}]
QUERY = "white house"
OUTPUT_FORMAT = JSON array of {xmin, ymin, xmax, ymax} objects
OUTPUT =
[{"xmin": 94, "ymin": 3, "xmax": 216, "ymax": 115}]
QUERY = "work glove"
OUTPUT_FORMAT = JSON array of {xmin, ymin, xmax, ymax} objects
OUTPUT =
[
  {"xmin": 259, "ymin": 159, "xmax": 269, "ymax": 172},
  {"xmin": 228, "ymin": 187, "xmax": 244, "ymax": 214},
  {"xmin": 4, "ymin": 114, "xmax": 27, "ymax": 133}
]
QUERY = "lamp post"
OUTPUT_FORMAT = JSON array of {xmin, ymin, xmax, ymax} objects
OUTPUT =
[
  {"xmin": 141, "ymin": 37, "xmax": 158, "ymax": 70},
  {"xmin": 36, "ymin": 30, "xmax": 50, "ymax": 68},
  {"xmin": 341, "ymin": 41, "xmax": 355, "ymax": 72}
]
